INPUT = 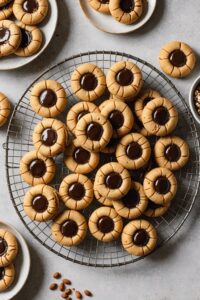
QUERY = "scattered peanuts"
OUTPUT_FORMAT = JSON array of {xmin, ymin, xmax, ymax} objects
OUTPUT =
[
  {"xmin": 61, "ymin": 292, "xmax": 68, "ymax": 299},
  {"xmin": 194, "ymin": 85, "xmax": 200, "ymax": 115},
  {"xmin": 53, "ymin": 272, "xmax": 61, "ymax": 279},
  {"xmin": 63, "ymin": 278, "xmax": 72, "ymax": 285},
  {"xmin": 59, "ymin": 282, "xmax": 65, "ymax": 291},
  {"xmin": 75, "ymin": 291, "xmax": 83, "ymax": 299},
  {"xmin": 84, "ymin": 290, "xmax": 93, "ymax": 297},
  {"xmin": 49, "ymin": 283, "xmax": 57, "ymax": 290}
]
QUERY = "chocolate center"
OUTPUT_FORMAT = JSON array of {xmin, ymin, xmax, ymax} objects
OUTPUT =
[
  {"xmin": 100, "ymin": 0, "xmax": 109, "ymax": 3},
  {"xmin": 0, "ymin": 28, "xmax": 10, "ymax": 45},
  {"xmin": 80, "ymin": 73, "xmax": 98, "ymax": 91},
  {"xmin": 143, "ymin": 97, "xmax": 153, "ymax": 107},
  {"xmin": 32, "ymin": 195, "xmax": 48, "ymax": 213},
  {"xmin": 77, "ymin": 110, "xmax": 89, "ymax": 122},
  {"xmin": 0, "ymin": 238, "xmax": 7, "ymax": 256},
  {"xmin": 23, "ymin": 0, "xmax": 38, "ymax": 13},
  {"xmin": 73, "ymin": 147, "xmax": 90, "ymax": 164},
  {"xmin": 169, "ymin": 49, "xmax": 187, "ymax": 67},
  {"xmin": 68, "ymin": 182, "xmax": 85, "ymax": 200},
  {"xmin": 105, "ymin": 172, "xmax": 122, "ymax": 189},
  {"xmin": 39, "ymin": 89, "xmax": 57, "ymax": 108},
  {"xmin": 0, "ymin": 267, "xmax": 5, "ymax": 280},
  {"xmin": 153, "ymin": 106, "xmax": 169, "ymax": 125},
  {"xmin": 133, "ymin": 229, "xmax": 149, "ymax": 246},
  {"xmin": 97, "ymin": 216, "xmax": 114, "ymax": 234},
  {"xmin": 164, "ymin": 144, "xmax": 181, "ymax": 162},
  {"xmin": 29, "ymin": 159, "xmax": 46, "ymax": 178},
  {"xmin": 41, "ymin": 128, "xmax": 57, "ymax": 146},
  {"xmin": 20, "ymin": 28, "xmax": 32, "ymax": 48},
  {"xmin": 147, "ymin": 200, "xmax": 162, "ymax": 210},
  {"xmin": 61, "ymin": 220, "xmax": 78, "ymax": 237},
  {"xmin": 109, "ymin": 110, "xmax": 124, "ymax": 129},
  {"xmin": 120, "ymin": 0, "xmax": 134, "ymax": 13},
  {"xmin": 86, "ymin": 122, "xmax": 103, "ymax": 141},
  {"xmin": 126, "ymin": 142, "xmax": 142, "ymax": 159},
  {"xmin": 154, "ymin": 176, "xmax": 170, "ymax": 194},
  {"xmin": 116, "ymin": 68, "xmax": 134, "ymax": 86},
  {"xmin": 122, "ymin": 188, "xmax": 140, "ymax": 208}
]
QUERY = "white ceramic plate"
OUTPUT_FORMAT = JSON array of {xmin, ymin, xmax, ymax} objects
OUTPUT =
[
  {"xmin": 79, "ymin": 0, "xmax": 157, "ymax": 34},
  {"xmin": 0, "ymin": 222, "xmax": 30, "ymax": 300},
  {"xmin": 0, "ymin": 0, "xmax": 58, "ymax": 70}
]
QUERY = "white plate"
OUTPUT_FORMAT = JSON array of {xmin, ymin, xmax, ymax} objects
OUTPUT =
[
  {"xmin": 0, "ymin": 0, "xmax": 58, "ymax": 70},
  {"xmin": 0, "ymin": 222, "xmax": 30, "ymax": 300},
  {"xmin": 79, "ymin": 0, "xmax": 157, "ymax": 34}
]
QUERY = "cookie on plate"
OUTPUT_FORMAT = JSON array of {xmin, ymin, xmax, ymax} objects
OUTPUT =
[
  {"xmin": 51, "ymin": 210, "xmax": 87, "ymax": 246},
  {"xmin": 66, "ymin": 101, "xmax": 100, "ymax": 135},
  {"xmin": 0, "ymin": 92, "xmax": 11, "ymax": 127},
  {"xmin": 0, "ymin": 229, "xmax": 18, "ymax": 267},
  {"xmin": 33, "ymin": 118, "xmax": 68, "ymax": 157},
  {"xmin": 59, "ymin": 174, "xmax": 93, "ymax": 210},
  {"xmin": 75, "ymin": 112, "xmax": 113, "ymax": 152},
  {"xmin": 121, "ymin": 219, "xmax": 157, "ymax": 256},
  {"xmin": 134, "ymin": 89, "xmax": 161, "ymax": 122},
  {"xmin": 20, "ymin": 150, "xmax": 56, "ymax": 186},
  {"xmin": 109, "ymin": 0, "xmax": 143, "ymax": 25},
  {"xmin": 64, "ymin": 138, "xmax": 100, "ymax": 174},
  {"xmin": 142, "ymin": 97, "xmax": 178, "ymax": 136},
  {"xmin": 15, "ymin": 22, "xmax": 43, "ymax": 57},
  {"xmin": 0, "ymin": 1, "xmax": 13, "ymax": 20},
  {"xmin": 116, "ymin": 133, "xmax": 151, "ymax": 169},
  {"xmin": 159, "ymin": 41, "xmax": 196, "ymax": 78},
  {"xmin": 13, "ymin": 0, "xmax": 49, "ymax": 25},
  {"xmin": 0, "ymin": 20, "xmax": 21, "ymax": 57},
  {"xmin": 94, "ymin": 162, "xmax": 131, "ymax": 199},
  {"xmin": 143, "ymin": 167, "xmax": 177, "ymax": 205},
  {"xmin": 23, "ymin": 184, "xmax": 60, "ymax": 222},
  {"xmin": 113, "ymin": 182, "xmax": 148, "ymax": 219},
  {"xmin": 100, "ymin": 99, "xmax": 134, "ymax": 138},
  {"xmin": 88, "ymin": 0, "xmax": 110, "ymax": 14},
  {"xmin": 154, "ymin": 136, "xmax": 189, "ymax": 170},
  {"xmin": 30, "ymin": 80, "xmax": 67, "ymax": 117},
  {"xmin": 88, "ymin": 207, "xmax": 123, "ymax": 242},
  {"xmin": 106, "ymin": 61, "xmax": 143, "ymax": 99},
  {"xmin": 94, "ymin": 189, "xmax": 113, "ymax": 207},
  {"xmin": 71, "ymin": 63, "xmax": 106, "ymax": 101},
  {"xmin": 144, "ymin": 200, "xmax": 170, "ymax": 218},
  {"xmin": 0, "ymin": 264, "xmax": 15, "ymax": 292}
]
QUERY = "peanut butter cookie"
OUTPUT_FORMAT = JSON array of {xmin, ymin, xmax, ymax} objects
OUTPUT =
[{"xmin": 0, "ymin": 229, "xmax": 18, "ymax": 267}]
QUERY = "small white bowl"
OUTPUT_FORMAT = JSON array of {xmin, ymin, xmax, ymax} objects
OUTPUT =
[{"xmin": 189, "ymin": 75, "xmax": 200, "ymax": 125}]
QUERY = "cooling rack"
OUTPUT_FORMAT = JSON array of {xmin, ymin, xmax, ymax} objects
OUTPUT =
[{"xmin": 5, "ymin": 51, "xmax": 200, "ymax": 267}]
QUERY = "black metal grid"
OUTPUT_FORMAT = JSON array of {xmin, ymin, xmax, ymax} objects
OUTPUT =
[{"xmin": 5, "ymin": 51, "xmax": 200, "ymax": 267}]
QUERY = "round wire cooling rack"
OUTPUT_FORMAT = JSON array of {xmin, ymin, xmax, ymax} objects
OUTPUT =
[{"xmin": 5, "ymin": 51, "xmax": 200, "ymax": 267}]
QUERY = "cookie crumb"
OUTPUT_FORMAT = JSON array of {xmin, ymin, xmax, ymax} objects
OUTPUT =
[
  {"xmin": 63, "ymin": 278, "xmax": 71, "ymax": 285},
  {"xmin": 75, "ymin": 290, "xmax": 83, "ymax": 299},
  {"xmin": 84, "ymin": 289, "xmax": 93, "ymax": 297},
  {"xmin": 49, "ymin": 283, "xmax": 57, "ymax": 290},
  {"xmin": 53, "ymin": 272, "xmax": 61, "ymax": 279}
]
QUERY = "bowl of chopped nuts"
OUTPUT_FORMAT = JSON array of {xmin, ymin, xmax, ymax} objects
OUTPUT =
[{"xmin": 189, "ymin": 76, "xmax": 200, "ymax": 125}]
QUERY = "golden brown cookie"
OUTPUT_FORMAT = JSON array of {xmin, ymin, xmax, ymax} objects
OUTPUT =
[
  {"xmin": 32, "ymin": 118, "xmax": 68, "ymax": 158},
  {"xmin": 71, "ymin": 63, "xmax": 106, "ymax": 101},
  {"xmin": 143, "ymin": 167, "xmax": 177, "ymax": 205},
  {"xmin": 64, "ymin": 139, "xmax": 100, "ymax": 174},
  {"xmin": 0, "ymin": 20, "xmax": 21, "ymax": 57},
  {"xmin": 159, "ymin": 41, "xmax": 196, "ymax": 78},
  {"xmin": 0, "ymin": 92, "xmax": 11, "ymax": 127},
  {"xmin": 121, "ymin": 219, "xmax": 157, "ymax": 256},
  {"xmin": 23, "ymin": 184, "xmax": 60, "ymax": 222},
  {"xmin": 13, "ymin": 0, "xmax": 49, "ymax": 25},
  {"xmin": 66, "ymin": 101, "xmax": 100, "ymax": 135},
  {"xmin": 106, "ymin": 61, "xmax": 143, "ymax": 99},
  {"xmin": 0, "ymin": 1, "xmax": 13, "ymax": 20},
  {"xmin": 51, "ymin": 210, "xmax": 87, "ymax": 246},
  {"xmin": 109, "ymin": 0, "xmax": 143, "ymax": 25},
  {"xmin": 116, "ymin": 133, "xmax": 151, "ymax": 170},
  {"xmin": 94, "ymin": 162, "xmax": 131, "ymax": 199},
  {"xmin": 88, "ymin": 0, "xmax": 110, "ymax": 14},
  {"xmin": 88, "ymin": 207, "xmax": 123, "ymax": 242},
  {"xmin": 20, "ymin": 150, "xmax": 56, "ymax": 186},
  {"xmin": 0, "ymin": 264, "xmax": 15, "ymax": 292},
  {"xmin": 30, "ymin": 80, "xmax": 67, "ymax": 118},
  {"xmin": 0, "ymin": 229, "xmax": 18, "ymax": 267},
  {"xmin": 112, "ymin": 182, "xmax": 148, "ymax": 219},
  {"xmin": 154, "ymin": 136, "xmax": 189, "ymax": 171},
  {"xmin": 94, "ymin": 189, "xmax": 113, "ymax": 207},
  {"xmin": 59, "ymin": 174, "xmax": 93, "ymax": 210},
  {"xmin": 144, "ymin": 200, "xmax": 170, "ymax": 218},
  {"xmin": 75, "ymin": 112, "xmax": 113, "ymax": 152},
  {"xmin": 142, "ymin": 97, "xmax": 178, "ymax": 136}
]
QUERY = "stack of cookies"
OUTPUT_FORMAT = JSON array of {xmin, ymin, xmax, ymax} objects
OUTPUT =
[
  {"xmin": 0, "ymin": 229, "xmax": 18, "ymax": 292},
  {"xmin": 0, "ymin": 0, "xmax": 49, "ymax": 58},
  {"xmin": 88, "ymin": 0, "xmax": 144, "ymax": 25},
  {"xmin": 20, "ymin": 60, "xmax": 189, "ymax": 257}
]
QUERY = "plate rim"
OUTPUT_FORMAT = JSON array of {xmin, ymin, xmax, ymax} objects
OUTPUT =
[
  {"xmin": 0, "ymin": 221, "xmax": 30, "ymax": 299},
  {"xmin": 0, "ymin": 0, "xmax": 58, "ymax": 71},
  {"xmin": 79, "ymin": 0, "xmax": 157, "ymax": 35}
]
